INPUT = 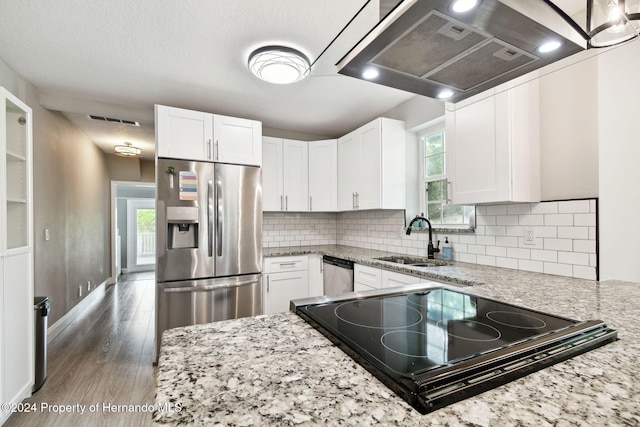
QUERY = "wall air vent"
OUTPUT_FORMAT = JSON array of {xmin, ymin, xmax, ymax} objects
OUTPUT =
[{"xmin": 89, "ymin": 115, "xmax": 140, "ymax": 126}]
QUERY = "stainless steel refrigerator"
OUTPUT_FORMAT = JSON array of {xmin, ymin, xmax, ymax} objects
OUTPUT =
[{"xmin": 154, "ymin": 158, "xmax": 262, "ymax": 363}]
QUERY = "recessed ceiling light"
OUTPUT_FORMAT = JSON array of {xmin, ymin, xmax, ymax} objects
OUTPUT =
[
  {"xmin": 362, "ymin": 67, "xmax": 379, "ymax": 80},
  {"xmin": 248, "ymin": 46, "xmax": 310, "ymax": 84},
  {"xmin": 451, "ymin": 0, "xmax": 480, "ymax": 14},
  {"xmin": 437, "ymin": 88, "xmax": 455, "ymax": 99},
  {"xmin": 538, "ymin": 40, "xmax": 562, "ymax": 53}
]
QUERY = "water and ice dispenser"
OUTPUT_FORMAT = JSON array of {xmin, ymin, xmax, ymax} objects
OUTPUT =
[{"xmin": 166, "ymin": 206, "xmax": 199, "ymax": 249}]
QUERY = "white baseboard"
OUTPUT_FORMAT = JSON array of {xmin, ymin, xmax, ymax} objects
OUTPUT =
[{"xmin": 47, "ymin": 278, "xmax": 110, "ymax": 343}]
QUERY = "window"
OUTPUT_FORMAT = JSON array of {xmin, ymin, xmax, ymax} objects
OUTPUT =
[{"xmin": 420, "ymin": 122, "xmax": 474, "ymax": 227}]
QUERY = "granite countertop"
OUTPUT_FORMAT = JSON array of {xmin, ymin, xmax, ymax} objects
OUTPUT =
[
  {"xmin": 154, "ymin": 248, "xmax": 640, "ymax": 426},
  {"xmin": 263, "ymin": 244, "xmax": 571, "ymax": 287}
]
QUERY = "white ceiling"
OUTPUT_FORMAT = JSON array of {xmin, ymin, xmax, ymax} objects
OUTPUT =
[{"xmin": 0, "ymin": 0, "xmax": 427, "ymax": 160}]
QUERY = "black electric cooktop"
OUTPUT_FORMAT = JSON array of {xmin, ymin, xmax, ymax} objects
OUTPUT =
[{"xmin": 294, "ymin": 286, "xmax": 617, "ymax": 414}]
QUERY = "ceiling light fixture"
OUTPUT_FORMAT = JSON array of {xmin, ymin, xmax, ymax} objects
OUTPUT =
[
  {"xmin": 248, "ymin": 46, "xmax": 310, "ymax": 84},
  {"xmin": 114, "ymin": 142, "xmax": 141, "ymax": 158},
  {"xmin": 544, "ymin": 0, "xmax": 640, "ymax": 48}
]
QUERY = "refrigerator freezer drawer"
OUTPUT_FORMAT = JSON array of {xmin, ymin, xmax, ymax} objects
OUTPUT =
[{"xmin": 154, "ymin": 273, "xmax": 263, "ymax": 363}]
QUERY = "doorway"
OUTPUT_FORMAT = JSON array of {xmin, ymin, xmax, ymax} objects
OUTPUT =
[
  {"xmin": 127, "ymin": 199, "xmax": 156, "ymax": 272},
  {"xmin": 111, "ymin": 182, "xmax": 156, "ymax": 282}
]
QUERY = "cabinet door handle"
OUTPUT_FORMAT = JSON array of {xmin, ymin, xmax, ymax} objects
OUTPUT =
[
  {"xmin": 266, "ymin": 275, "xmax": 270, "ymax": 293},
  {"xmin": 207, "ymin": 139, "xmax": 212, "ymax": 160},
  {"xmin": 215, "ymin": 140, "xmax": 219, "ymax": 161},
  {"xmin": 278, "ymin": 262, "xmax": 297, "ymax": 267},
  {"xmin": 355, "ymin": 192, "xmax": 359, "ymax": 209},
  {"xmin": 352, "ymin": 193, "xmax": 356, "ymax": 210},
  {"xmin": 446, "ymin": 180, "xmax": 452, "ymax": 204},
  {"xmin": 285, "ymin": 195, "xmax": 288, "ymax": 211},
  {"xmin": 309, "ymin": 196, "xmax": 313, "ymax": 211},
  {"xmin": 280, "ymin": 195, "xmax": 283, "ymax": 211}
]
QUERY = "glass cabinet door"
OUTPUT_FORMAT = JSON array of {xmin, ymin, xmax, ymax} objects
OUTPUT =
[{"xmin": 3, "ymin": 91, "xmax": 31, "ymax": 251}]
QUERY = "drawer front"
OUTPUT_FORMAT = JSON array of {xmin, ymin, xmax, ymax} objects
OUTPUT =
[
  {"xmin": 354, "ymin": 264, "xmax": 382, "ymax": 289},
  {"xmin": 382, "ymin": 270, "xmax": 421, "ymax": 288},
  {"xmin": 264, "ymin": 255, "xmax": 309, "ymax": 273}
]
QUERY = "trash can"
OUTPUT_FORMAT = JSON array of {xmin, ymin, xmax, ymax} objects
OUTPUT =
[{"xmin": 33, "ymin": 296, "xmax": 50, "ymax": 393}]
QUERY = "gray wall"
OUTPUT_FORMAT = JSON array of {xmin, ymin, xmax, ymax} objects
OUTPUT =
[{"xmin": 1, "ymin": 57, "xmax": 111, "ymax": 325}]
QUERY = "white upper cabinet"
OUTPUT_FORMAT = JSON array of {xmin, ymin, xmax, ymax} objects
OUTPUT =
[
  {"xmin": 213, "ymin": 114, "xmax": 262, "ymax": 166},
  {"xmin": 338, "ymin": 117, "xmax": 405, "ymax": 211},
  {"xmin": 262, "ymin": 137, "xmax": 284, "ymax": 211},
  {"xmin": 308, "ymin": 139, "xmax": 337, "ymax": 212},
  {"xmin": 155, "ymin": 105, "xmax": 262, "ymax": 166},
  {"xmin": 261, "ymin": 137, "xmax": 308, "ymax": 211},
  {"xmin": 156, "ymin": 105, "xmax": 212, "ymax": 161},
  {"xmin": 445, "ymin": 78, "xmax": 540, "ymax": 205}
]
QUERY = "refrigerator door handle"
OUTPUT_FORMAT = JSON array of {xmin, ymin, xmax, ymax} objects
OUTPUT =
[
  {"xmin": 162, "ymin": 278, "xmax": 260, "ymax": 293},
  {"xmin": 208, "ymin": 180, "xmax": 214, "ymax": 257},
  {"xmin": 216, "ymin": 180, "xmax": 223, "ymax": 256}
]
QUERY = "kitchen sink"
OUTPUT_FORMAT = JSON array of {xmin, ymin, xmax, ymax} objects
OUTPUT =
[{"xmin": 374, "ymin": 256, "xmax": 451, "ymax": 267}]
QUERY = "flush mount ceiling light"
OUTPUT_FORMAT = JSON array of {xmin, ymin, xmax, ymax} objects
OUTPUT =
[
  {"xmin": 545, "ymin": 0, "xmax": 640, "ymax": 47},
  {"xmin": 114, "ymin": 142, "xmax": 141, "ymax": 158},
  {"xmin": 248, "ymin": 46, "xmax": 310, "ymax": 84}
]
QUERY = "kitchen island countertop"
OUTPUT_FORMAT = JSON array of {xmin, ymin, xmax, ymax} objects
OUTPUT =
[{"xmin": 154, "ymin": 254, "xmax": 640, "ymax": 425}]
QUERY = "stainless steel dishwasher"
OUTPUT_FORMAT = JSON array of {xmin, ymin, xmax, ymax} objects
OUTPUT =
[{"xmin": 322, "ymin": 255, "xmax": 354, "ymax": 296}]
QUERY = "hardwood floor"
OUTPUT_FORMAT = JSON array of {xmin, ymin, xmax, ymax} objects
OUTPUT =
[{"xmin": 5, "ymin": 273, "xmax": 156, "ymax": 427}]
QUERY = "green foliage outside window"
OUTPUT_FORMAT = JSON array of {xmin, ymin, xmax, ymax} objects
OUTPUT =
[{"xmin": 421, "ymin": 126, "xmax": 474, "ymax": 227}]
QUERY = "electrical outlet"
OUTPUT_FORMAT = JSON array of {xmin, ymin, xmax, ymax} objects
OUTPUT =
[
  {"xmin": 524, "ymin": 227, "xmax": 536, "ymax": 245},
  {"xmin": 78, "ymin": 284, "xmax": 83, "ymax": 297},
  {"xmin": 44, "ymin": 228, "xmax": 50, "ymax": 242}
]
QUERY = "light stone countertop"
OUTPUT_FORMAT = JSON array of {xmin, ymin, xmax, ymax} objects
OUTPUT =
[{"xmin": 154, "ymin": 246, "xmax": 640, "ymax": 426}]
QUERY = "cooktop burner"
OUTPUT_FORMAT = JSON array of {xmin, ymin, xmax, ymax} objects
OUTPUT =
[{"xmin": 294, "ymin": 286, "xmax": 617, "ymax": 414}]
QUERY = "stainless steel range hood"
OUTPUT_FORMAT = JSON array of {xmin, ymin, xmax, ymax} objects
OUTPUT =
[{"xmin": 337, "ymin": 0, "xmax": 587, "ymax": 102}]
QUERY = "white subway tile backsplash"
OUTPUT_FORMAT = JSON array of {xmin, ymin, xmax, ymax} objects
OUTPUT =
[
  {"xmin": 544, "ymin": 238, "xmax": 573, "ymax": 251},
  {"xmin": 497, "ymin": 215, "xmax": 519, "ymax": 226},
  {"xmin": 531, "ymin": 249, "xmax": 558, "ymax": 263},
  {"xmin": 558, "ymin": 251, "xmax": 590, "ymax": 266},
  {"xmin": 486, "ymin": 205, "xmax": 508, "ymax": 215},
  {"xmin": 558, "ymin": 200, "xmax": 591, "ymax": 213},
  {"xmin": 519, "ymin": 259, "xmax": 544, "ymax": 273},
  {"xmin": 544, "ymin": 262, "xmax": 573, "ymax": 277},
  {"xmin": 507, "ymin": 247, "xmax": 531, "ymax": 260},
  {"xmin": 557, "ymin": 226, "xmax": 589, "ymax": 239},
  {"xmin": 486, "ymin": 246, "xmax": 507, "ymax": 257},
  {"xmin": 531, "ymin": 201, "xmax": 558, "ymax": 214},
  {"xmin": 507, "ymin": 203, "xmax": 531, "ymax": 215},
  {"xmin": 265, "ymin": 199, "xmax": 598, "ymax": 281},
  {"xmin": 518, "ymin": 214, "xmax": 544, "ymax": 226},
  {"xmin": 544, "ymin": 214, "xmax": 574, "ymax": 226},
  {"xmin": 496, "ymin": 257, "xmax": 519, "ymax": 269},
  {"xmin": 574, "ymin": 213, "xmax": 596, "ymax": 227},
  {"xmin": 573, "ymin": 265, "xmax": 597, "ymax": 280}
]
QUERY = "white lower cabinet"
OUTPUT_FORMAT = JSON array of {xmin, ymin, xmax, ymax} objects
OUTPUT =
[
  {"xmin": 355, "ymin": 264, "xmax": 421, "ymax": 291},
  {"xmin": 264, "ymin": 256, "xmax": 309, "ymax": 314},
  {"xmin": 307, "ymin": 254, "xmax": 324, "ymax": 298},
  {"xmin": 354, "ymin": 264, "xmax": 382, "ymax": 290},
  {"xmin": 381, "ymin": 270, "xmax": 421, "ymax": 288}
]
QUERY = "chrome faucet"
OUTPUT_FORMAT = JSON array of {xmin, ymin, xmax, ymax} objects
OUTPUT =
[{"xmin": 406, "ymin": 216, "xmax": 440, "ymax": 259}]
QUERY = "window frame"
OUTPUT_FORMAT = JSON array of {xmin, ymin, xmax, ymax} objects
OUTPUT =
[{"xmin": 418, "ymin": 120, "xmax": 474, "ymax": 229}]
